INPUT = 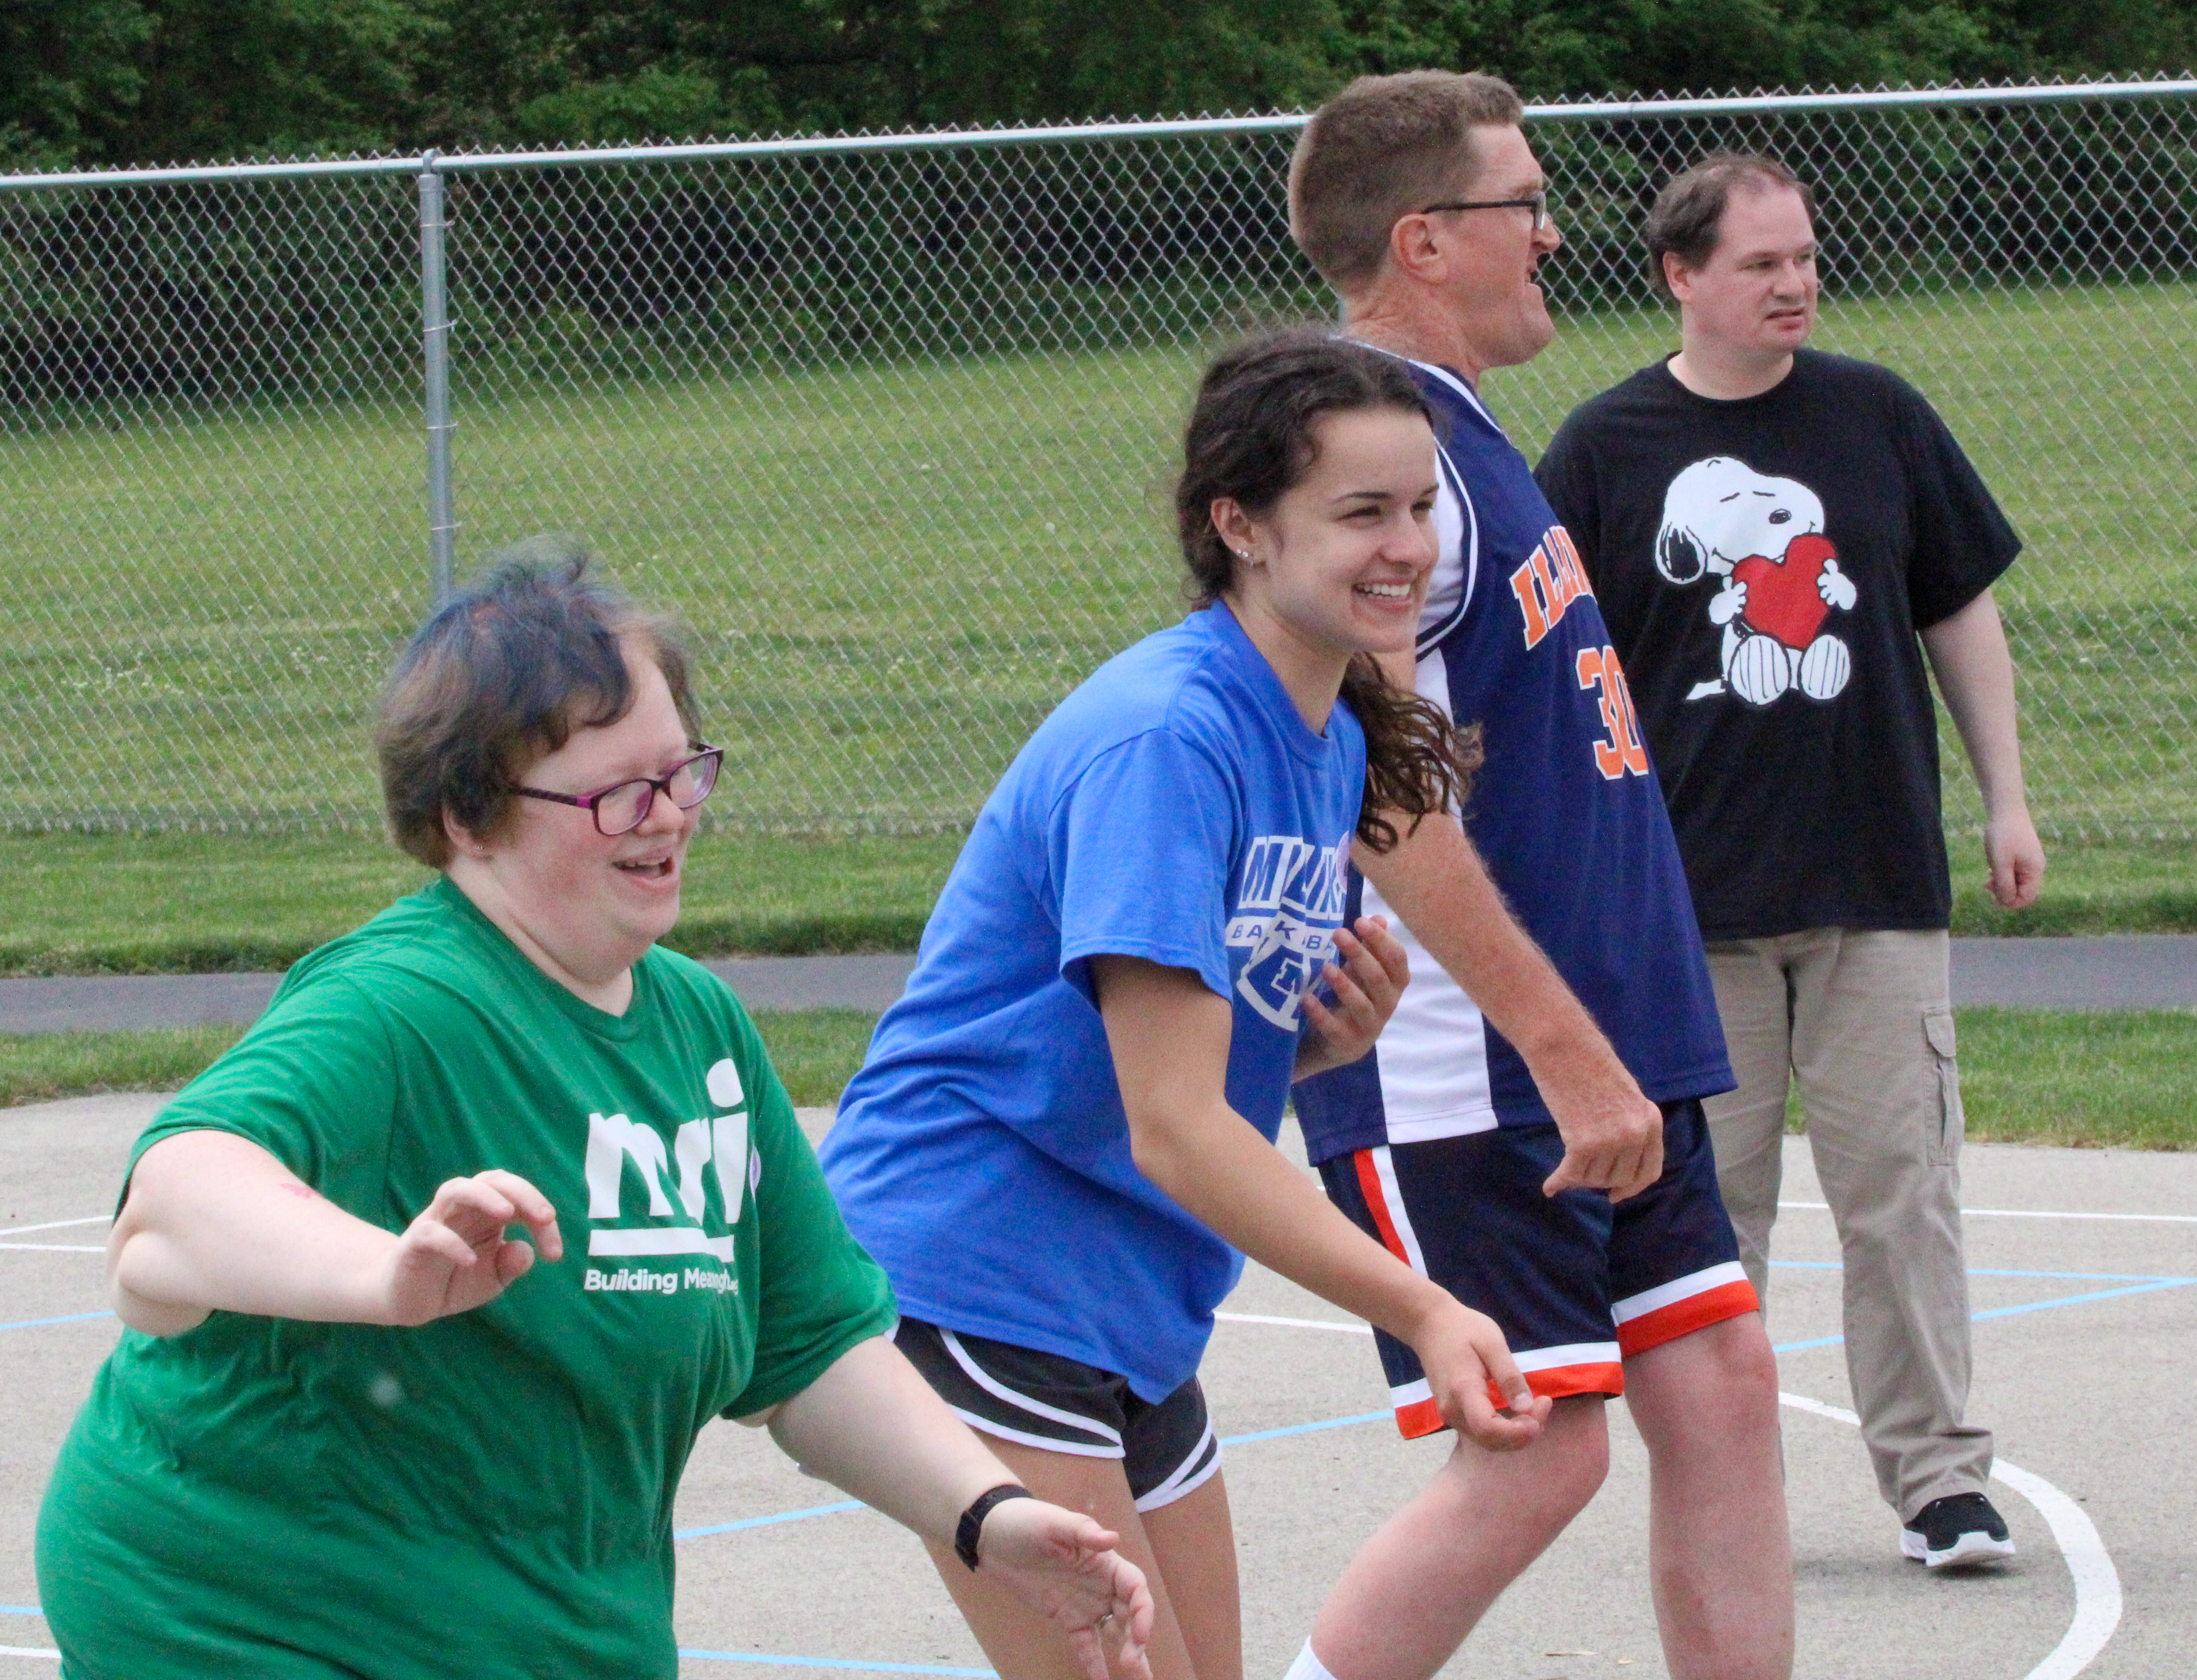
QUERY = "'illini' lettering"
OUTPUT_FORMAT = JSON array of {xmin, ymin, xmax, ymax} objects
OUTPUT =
[{"xmin": 1509, "ymin": 525, "xmax": 1595, "ymax": 649}]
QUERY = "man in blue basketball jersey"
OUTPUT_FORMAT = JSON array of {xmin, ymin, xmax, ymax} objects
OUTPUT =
[{"xmin": 1279, "ymin": 72, "xmax": 1793, "ymax": 1680}]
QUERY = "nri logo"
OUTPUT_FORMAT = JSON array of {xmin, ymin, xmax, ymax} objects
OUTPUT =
[{"xmin": 584, "ymin": 1056, "xmax": 754, "ymax": 1262}]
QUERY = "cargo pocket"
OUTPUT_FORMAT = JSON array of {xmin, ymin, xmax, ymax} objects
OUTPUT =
[{"xmin": 1924, "ymin": 1006, "xmax": 1963, "ymax": 1166}]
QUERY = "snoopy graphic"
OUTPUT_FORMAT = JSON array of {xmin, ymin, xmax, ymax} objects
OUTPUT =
[{"xmin": 1655, "ymin": 456, "xmax": 1858, "ymax": 707}]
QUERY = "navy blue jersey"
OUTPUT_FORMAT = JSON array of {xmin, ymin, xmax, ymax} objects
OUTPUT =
[{"xmin": 1295, "ymin": 358, "xmax": 1731, "ymax": 1166}]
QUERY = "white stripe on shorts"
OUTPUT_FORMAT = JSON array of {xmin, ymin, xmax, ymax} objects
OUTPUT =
[
  {"xmin": 946, "ymin": 1405, "xmax": 1122, "ymax": 1460},
  {"xmin": 1611, "ymin": 1260, "xmax": 1750, "ymax": 1325},
  {"xmin": 1513, "ymin": 1340, "xmax": 1622, "ymax": 1372},
  {"xmin": 939, "ymin": 1326, "xmax": 1124, "ymax": 1448},
  {"xmin": 1132, "ymin": 1417, "xmax": 1222, "ymax": 1514},
  {"xmin": 1366, "ymin": 1145, "xmax": 1429, "ymax": 1275}
]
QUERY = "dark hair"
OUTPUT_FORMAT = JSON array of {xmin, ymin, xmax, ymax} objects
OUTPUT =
[
  {"xmin": 1643, "ymin": 152, "xmax": 1816, "ymax": 297},
  {"xmin": 1175, "ymin": 329, "xmax": 1482, "ymax": 853},
  {"xmin": 1289, "ymin": 70, "xmax": 1526, "ymax": 291},
  {"xmin": 376, "ymin": 536, "xmax": 699, "ymax": 868}
]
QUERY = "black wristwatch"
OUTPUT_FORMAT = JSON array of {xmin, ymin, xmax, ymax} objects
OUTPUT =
[{"xmin": 953, "ymin": 1483, "xmax": 1035, "ymax": 1571}]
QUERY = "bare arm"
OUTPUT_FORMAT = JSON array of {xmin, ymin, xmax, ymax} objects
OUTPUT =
[
  {"xmin": 1359, "ymin": 646, "xmax": 1663, "ymax": 1200},
  {"xmin": 108, "ymin": 1130, "xmax": 561, "ymax": 1336},
  {"xmin": 754, "ymin": 1337, "xmax": 1154, "ymax": 1680},
  {"xmin": 1921, "ymin": 586, "xmax": 2044, "ymax": 910},
  {"xmin": 1093, "ymin": 954, "xmax": 1547, "ymax": 1448}
]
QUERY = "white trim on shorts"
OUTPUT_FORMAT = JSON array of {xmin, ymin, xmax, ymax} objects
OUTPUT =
[
  {"xmin": 1611, "ymin": 1260, "xmax": 1751, "ymax": 1325},
  {"xmin": 1365, "ymin": 1145, "xmax": 1430, "ymax": 1274},
  {"xmin": 944, "ymin": 1404, "xmax": 1123, "ymax": 1459},
  {"xmin": 1131, "ymin": 1416, "xmax": 1222, "ymax": 1514},
  {"xmin": 939, "ymin": 1325, "xmax": 1125, "ymax": 1452}
]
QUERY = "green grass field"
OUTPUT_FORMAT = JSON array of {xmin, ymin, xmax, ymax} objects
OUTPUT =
[
  {"xmin": 3, "ymin": 278, "xmax": 2192, "ymax": 842},
  {"xmin": 0, "ymin": 826, "xmax": 2186, "ymax": 976},
  {"xmin": 8, "ymin": 1006, "xmax": 2190, "ymax": 1150}
]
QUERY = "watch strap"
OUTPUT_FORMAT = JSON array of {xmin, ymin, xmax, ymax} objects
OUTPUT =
[{"xmin": 953, "ymin": 1483, "xmax": 1035, "ymax": 1570}]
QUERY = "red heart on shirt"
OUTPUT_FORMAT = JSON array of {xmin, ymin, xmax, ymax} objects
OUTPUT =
[{"xmin": 1732, "ymin": 533, "xmax": 1837, "ymax": 651}]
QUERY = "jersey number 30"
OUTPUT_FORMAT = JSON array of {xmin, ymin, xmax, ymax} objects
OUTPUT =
[{"xmin": 1576, "ymin": 645, "xmax": 1649, "ymax": 780}]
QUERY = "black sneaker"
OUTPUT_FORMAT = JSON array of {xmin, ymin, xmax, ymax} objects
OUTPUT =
[{"xmin": 1901, "ymin": 1492, "xmax": 2017, "ymax": 1567}]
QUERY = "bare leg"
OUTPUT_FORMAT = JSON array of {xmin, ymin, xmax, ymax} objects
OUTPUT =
[
  {"xmin": 921, "ymin": 1435, "xmax": 1241, "ymax": 1680},
  {"xmin": 1305, "ymin": 1396, "xmax": 1610, "ymax": 1680},
  {"xmin": 1142, "ymin": 1477, "xmax": 1241, "ymax": 1680},
  {"xmin": 1624, "ymin": 1314, "xmax": 1793, "ymax": 1680}
]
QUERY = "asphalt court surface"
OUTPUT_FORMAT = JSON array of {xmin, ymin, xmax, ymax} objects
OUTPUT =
[{"xmin": 4, "ymin": 1096, "xmax": 2193, "ymax": 1679}]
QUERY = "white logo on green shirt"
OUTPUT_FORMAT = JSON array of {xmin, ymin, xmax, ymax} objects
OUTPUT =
[{"xmin": 583, "ymin": 1057, "xmax": 751, "ymax": 1264}]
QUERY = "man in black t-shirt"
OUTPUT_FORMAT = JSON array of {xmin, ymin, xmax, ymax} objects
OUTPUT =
[{"xmin": 1537, "ymin": 152, "xmax": 2046, "ymax": 1571}]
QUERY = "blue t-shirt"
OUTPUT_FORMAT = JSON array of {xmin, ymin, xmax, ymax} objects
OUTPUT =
[
  {"xmin": 1295, "ymin": 358, "xmax": 1731, "ymax": 1164},
  {"xmin": 818, "ymin": 603, "xmax": 1364, "ymax": 1400}
]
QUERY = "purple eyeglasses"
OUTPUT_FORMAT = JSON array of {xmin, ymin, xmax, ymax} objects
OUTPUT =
[{"xmin": 512, "ymin": 746, "xmax": 723, "ymax": 837}]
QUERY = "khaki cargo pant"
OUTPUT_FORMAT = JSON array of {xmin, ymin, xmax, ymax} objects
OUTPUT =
[{"xmin": 1702, "ymin": 927, "xmax": 1994, "ymax": 1521}]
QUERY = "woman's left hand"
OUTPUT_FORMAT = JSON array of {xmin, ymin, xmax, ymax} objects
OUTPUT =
[
  {"xmin": 974, "ymin": 1498, "xmax": 1154, "ymax": 1680},
  {"xmin": 1294, "ymin": 915, "xmax": 1411, "ymax": 1079}
]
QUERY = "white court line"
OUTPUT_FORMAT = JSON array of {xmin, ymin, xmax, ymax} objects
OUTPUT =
[
  {"xmin": 0, "ymin": 1217, "xmax": 108, "ymax": 1236},
  {"xmin": 0, "ymin": 1645, "xmax": 57, "ymax": 1659},
  {"xmin": 1779, "ymin": 1392, "xmax": 2121, "ymax": 1680},
  {"xmin": 0, "ymin": 1244, "xmax": 104, "ymax": 1253},
  {"xmin": 1780, "ymin": 1201, "xmax": 2196, "ymax": 1224},
  {"xmin": 1214, "ymin": 1311, "xmax": 1373, "ymax": 1334}
]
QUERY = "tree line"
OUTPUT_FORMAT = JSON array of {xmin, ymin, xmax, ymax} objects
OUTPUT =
[{"xmin": 4, "ymin": 0, "xmax": 2193, "ymax": 172}]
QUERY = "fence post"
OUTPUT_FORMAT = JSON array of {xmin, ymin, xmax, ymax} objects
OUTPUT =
[{"xmin": 418, "ymin": 151, "xmax": 457, "ymax": 602}]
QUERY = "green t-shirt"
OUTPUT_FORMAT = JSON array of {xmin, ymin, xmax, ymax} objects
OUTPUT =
[{"xmin": 35, "ymin": 878, "xmax": 896, "ymax": 1679}]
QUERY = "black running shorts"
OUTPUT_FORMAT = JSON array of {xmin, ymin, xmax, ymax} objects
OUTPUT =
[{"xmin": 894, "ymin": 1318, "xmax": 1221, "ymax": 1511}]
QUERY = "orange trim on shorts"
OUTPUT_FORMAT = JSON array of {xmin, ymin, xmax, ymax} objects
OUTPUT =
[
  {"xmin": 1615, "ymin": 1279, "xmax": 1760, "ymax": 1359},
  {"xmin": 1397, "ymin": 1362, "xmax": 1629, "ymax": 1439}
]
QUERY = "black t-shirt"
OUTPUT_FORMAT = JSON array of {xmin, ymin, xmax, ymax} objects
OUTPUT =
[{"xmin": 1535, "ymin": 349, "xmax": 2019, "ymax": 940}]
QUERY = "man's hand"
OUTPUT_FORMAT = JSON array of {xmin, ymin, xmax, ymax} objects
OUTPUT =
[
  {"xmin": 1983, "ymin": 806, "xmax": 2045, "ymax": 910},
  {"xmin": 974, "ymin": 1501, "xmax": 1156, "ymax": 1680},
  {"xmin": 1403, "ymin": 1293, "xmax": 1550, "ymax": 1450},
  {"xmin": 1295, "ymin": 915, "xmax": 1412, "ymax": 1080},
  {"xmin": 376, "ymin": 1171, "xmax": 563, "ymax": 1326},
  {"xmin": 1538, "ymin": 1068, "xmax": 1665, "ymax": 1203}
]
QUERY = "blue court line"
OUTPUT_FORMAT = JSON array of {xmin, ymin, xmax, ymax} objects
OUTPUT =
[
  {"xmin": 0, "ymin": 1310, "xmax": 113, "ymax": 1333},
  {"xmin": 671, "ymin": 1414, "xmax": 1396, "ymax": 1541},
  {"xmin": 1972, "ymin": 1278, "xmax": 2196, "ymax": 1321},
  {"xmin": 677, "ymin": 1501, "xmax": 863, "ymax": 1540},
  {"xmin": 1219, "ymin": 1410, "xmax": 1389, "ymax": 1447},
  {"xmin": 0, "ymin": 1612, "xmax": 996, "ymax": 1677},
  {"xmin": 678, "ymin": 1652, "xmax": 991, "ymax": 1675},
  {"xmin": 1770, "ymin": 1275, "xmax": 2196, "ymax": 1355}
]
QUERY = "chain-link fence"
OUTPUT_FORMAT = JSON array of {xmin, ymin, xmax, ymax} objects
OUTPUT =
[{"xmin": 3, "ymin": 82, "xmax": 2193, "ymax": 839}]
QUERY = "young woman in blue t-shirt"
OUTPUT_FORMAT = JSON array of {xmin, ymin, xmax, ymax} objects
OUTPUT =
[{"xmin": 819, "ymin": 332, "xmax": 1552, "ymax": 1680}]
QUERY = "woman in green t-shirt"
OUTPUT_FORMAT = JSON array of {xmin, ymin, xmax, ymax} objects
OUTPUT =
[{"xmin": 36, "ymin": 549, "xmax": 1152, "ymax": 1680}]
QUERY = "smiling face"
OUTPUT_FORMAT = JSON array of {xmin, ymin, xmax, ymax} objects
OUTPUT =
[
  {"xmin": 1668, "ymin": 182, "xmax": 1820, "ymax": 360},
  {"xmin": 1220, "ymin": 405, "xmax": 1441, "ymax": 669},
  {"xmin": 447, "ymin": 646, "xmax": 699, "ymax": 993},
  {"xmin": 1431, "ymin": 124, "xmax": 1564, "ymax": 371}
]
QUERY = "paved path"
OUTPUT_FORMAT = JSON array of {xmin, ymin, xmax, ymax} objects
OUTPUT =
[{"xmin": 2, "ymin": 938, "xmax": 2193, "ymax": 1035}]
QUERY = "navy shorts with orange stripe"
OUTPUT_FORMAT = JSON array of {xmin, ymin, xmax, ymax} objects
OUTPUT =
[{"xmin": 1316, "ymin": 1098, "xmax": 1759, "ymax": 1438}]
